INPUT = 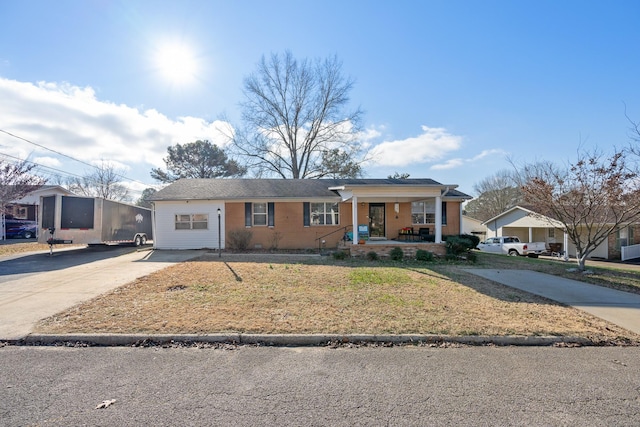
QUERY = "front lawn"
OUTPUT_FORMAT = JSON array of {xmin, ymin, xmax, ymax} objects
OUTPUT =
[{"xmin": 34, "ymin": 252, "xmax": 640, "ymax": 342}]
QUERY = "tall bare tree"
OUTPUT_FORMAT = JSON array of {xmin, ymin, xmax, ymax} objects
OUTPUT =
[
  {"xmin": 0, "ymin": 159, "xmax": 47, "ymax": 214},
  {"xmin": 68, "ymin": 162, "xmax": 130, "ymax": 202},
  {"xmin": 464, "ymin": 169, "xmax": 522, "ymax": 221},
  {"xmin": 233, "ymin": 51, "xmax": 366, "ymax": 179},
  {"xmin": 520, "ymin": 149, "xmax": 640, "ymax": 270}
]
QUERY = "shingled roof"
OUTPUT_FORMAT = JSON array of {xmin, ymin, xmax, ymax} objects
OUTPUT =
[{"xmin": 150, "ymin": 178, "xmax": 470, "ymax": 201}]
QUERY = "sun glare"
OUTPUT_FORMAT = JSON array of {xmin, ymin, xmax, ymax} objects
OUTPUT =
[{"xmin": 154, "ymin": 42, "xmax": 198, "ymax": 86}]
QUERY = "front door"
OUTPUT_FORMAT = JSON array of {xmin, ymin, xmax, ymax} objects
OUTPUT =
[{"xmin": 369, "ymin": 203, "xmax": 385, "ymax": 238}]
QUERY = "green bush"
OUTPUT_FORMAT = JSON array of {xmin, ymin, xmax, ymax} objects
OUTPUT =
[
  {"xmin": 226, "ymin": 228, "xmax": 253, "ymax": 251},
  {"xmin": 332, "ymin": 250, "xmax": 347, "ymax": 260},
  {"xmin": 366, "ymin": 251, "xmax": 379, "ymax": 261},
  {"xmin": 445, "ymin": 236, "xmax": 474, "ymax": 256},
  {"xmin": 460, "ymin": 233, "xmax": 480, "ymax": 249},
  {"xmin": 415, "ymin": 249, "xmax": 434, "ymax": 261},
  {"xmin": 389, "ymin": 247, "xmax": 404, "ymax": 261}
]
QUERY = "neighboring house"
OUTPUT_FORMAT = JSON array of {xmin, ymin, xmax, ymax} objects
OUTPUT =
[
  {"xmin": 461, "ymin": 215, "xmax": 487, "ymax": 242},
  {"xmin": 2, "ymin": 185, "xmax": 74, "ymax": 239},
  {"xmin": 149, "ymin": 178, "xmax": 472, "ymax": 251},
  {"xmin": 482, "ymin": 205, "xmax": 639, "ymax": 260}
]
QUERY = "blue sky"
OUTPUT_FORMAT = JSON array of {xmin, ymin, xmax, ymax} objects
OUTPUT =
[{"xmin": 1, "ymin": 0, "xmax": 639, "ymax": 199}]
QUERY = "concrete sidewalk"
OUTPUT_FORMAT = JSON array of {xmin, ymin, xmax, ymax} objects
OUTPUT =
[
  {"xmin": 0, "ymin": 249, "xmax": 203, "ymax": 340},
  {"xmin": 466, "ymin": 269, "xmax": 640, "ymax": 335}
]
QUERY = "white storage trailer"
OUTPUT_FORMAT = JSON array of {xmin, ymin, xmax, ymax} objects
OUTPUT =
[{"xmin": 38, "ymin": 195, "xmax": 152, "ymax": 246}]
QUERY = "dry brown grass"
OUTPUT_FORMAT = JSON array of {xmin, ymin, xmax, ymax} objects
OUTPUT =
[
  {"xmin": 0, "ymin": 242, "xmax": 51, "ymax": 257},
  {"xmin": 35, "ymin": 252, "xmax": 640, "ymax": 341},
  {"xmin": 0, "ymin": 242, "xmax": 85, "ymax": 257}
]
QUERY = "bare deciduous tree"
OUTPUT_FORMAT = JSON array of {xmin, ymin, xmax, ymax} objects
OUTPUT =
[
  {"xmin": 520, "ymin": 149, "xmax": 640, "ymax": 270},
  {"xmin": 464, "ymin": 169, "xmax": 522, "ymax": 221},
  {"xmin": 233, "ymin": 51, "xmax": 366, "ymax": 179},
  {"xmin": 68, "ymin": 162, "xmax": 130, "ymax": 202},
  {"xmin": 0, "ymin": 159, "xmax": 47, "ymax": 214}
]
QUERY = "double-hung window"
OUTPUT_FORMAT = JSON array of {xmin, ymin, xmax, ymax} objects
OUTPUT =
[
  {"xmin": 311, "ymin": 202, "xmax": 339, "ymax": 225},
  {"xmin": 303, "ymin": 202, "xmax": 339, "ymax": 226},
  {"xmin": 253, "ymin": 203, "xmax": 268, "ymax": 226},
  {"xmin": 175, "ymin": 214, "xmax": 208, "ymax": 230},
  {"xmin": 245, "ymin": 202, "xmax": 275, "ymax": 227},
  {"xmin": 411, "ymin": 201, "xmax": 447, "ymax": 225}
]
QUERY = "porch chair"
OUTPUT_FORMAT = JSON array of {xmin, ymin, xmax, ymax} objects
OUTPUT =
[{"xmin": 418, "ymin": 228, "xmax": 434, "ymax": 242}]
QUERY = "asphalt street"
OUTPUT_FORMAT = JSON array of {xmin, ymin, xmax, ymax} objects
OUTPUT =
[{"xmin": 1, "ymin": 345, "xmax": 639, "ymax": 426}]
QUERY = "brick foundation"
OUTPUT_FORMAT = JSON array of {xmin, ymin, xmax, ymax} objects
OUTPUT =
[{"xmin": 348, "ymin": 242, "xmax": 446, "ymax": 258}]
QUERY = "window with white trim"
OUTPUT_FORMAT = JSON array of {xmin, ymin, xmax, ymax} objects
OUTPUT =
[
  {"xmin": 253, "ymin": 203, "xmax": 267, "ymax": 226},
  {"xmin": 175, "ymin": 214, "xmax": 208, "ymax": 230},
  {"xmin": 310, "ymin": 202, "xmax": 339, "ymax": 225},
  {"xmin": 245, "ymin": 202, "xmax": 275, "ymax": 227},
  {"xmin": 411, "ymin": 201, "xmax": 447, "ymax": 225}
]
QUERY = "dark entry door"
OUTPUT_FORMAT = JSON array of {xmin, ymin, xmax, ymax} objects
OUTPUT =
[{"xmin": 369, "ymin": 203, "xmax": 385, "ymax": 238}]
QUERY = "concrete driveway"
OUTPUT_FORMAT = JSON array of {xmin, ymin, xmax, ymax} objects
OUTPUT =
[
  {"xmin": 466, "ymin": 269, "xmax": 640, "ymax": 335},
  {"xmin": 0, "ymin": 247, "xmax": 203, "ymax": 340}
]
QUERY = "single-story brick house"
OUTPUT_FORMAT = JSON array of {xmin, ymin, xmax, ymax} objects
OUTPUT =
[{"xmin": 149, "ymin": 178, "xmax": 472, "ymax": 253}]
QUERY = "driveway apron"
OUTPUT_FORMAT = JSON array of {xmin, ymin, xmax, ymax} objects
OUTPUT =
[
  {"xmin": 466, "ymin": 269, "xmax": 640, "ymax": 335},
  {"xmin": 0, "ymin": 249, "xmax": 203, "ymax": 340}
]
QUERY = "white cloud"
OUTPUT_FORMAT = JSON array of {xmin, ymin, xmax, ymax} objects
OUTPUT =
[
  {"xmin": 33, "ymin": 156, "xmax": 62, "ymax": 168},
  {"xmin": 430, "ymin": 148, "xmax": 508, "ymax": 170},
  {"xmin": 470, "ymin": 149, "xmax": 506, "ymax": 161},
  {"xmin": 369, "ymin": 126, "xmax": 463, "ymax": 167},
  {"xmin": 0, "ymin": 78, "xmax": 232, "ymax": 181},
  {"xmin": 431, "ymin": 158, "xmax": 464, "ymax": 170}
]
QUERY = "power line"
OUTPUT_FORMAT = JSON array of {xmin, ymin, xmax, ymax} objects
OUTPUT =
[
  {"xmin": 0, "ymin": 152, "xmax": 146, "ymax": 199},
  {"xmin": 0, "ymin": 128, "xmax": 159, "ymax": 190},
  {"xmin": 0, "ymin": 152, "xmax": 84, "ymax": 180}
]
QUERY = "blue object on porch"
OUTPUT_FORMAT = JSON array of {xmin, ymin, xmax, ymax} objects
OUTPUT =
[
  {"xmin": 357, "ymin": 224, "xmax": 369, "ymax": 241},
  {"xmin": 344, "ymin": 231, "xmax": 353, "ymax": 241}
]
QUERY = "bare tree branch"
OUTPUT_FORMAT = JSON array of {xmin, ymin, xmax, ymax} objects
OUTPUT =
[
  {"xmin": 233, "ymin": 51, "xmax": 365, "ymax": 179},
  {"xmin": 0, "ymin": 159, "xmax": 47, "ymax": 214},
  {"xmin": 520, "ymin": 148, "xmax": 640, "ymax": 270},
  {"xmin": 68, "ymin": 161, "xmax": 131, "ymax": 202}
]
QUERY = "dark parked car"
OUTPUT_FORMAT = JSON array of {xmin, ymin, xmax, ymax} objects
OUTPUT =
[{"xmin": 5, "ymin": 220, "xmax": 38, "ymax": 239}]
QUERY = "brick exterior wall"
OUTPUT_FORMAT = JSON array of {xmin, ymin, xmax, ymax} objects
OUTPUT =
[{"xmin": 224, "ymin": 200, "xmax": 462, "ymax": 251}]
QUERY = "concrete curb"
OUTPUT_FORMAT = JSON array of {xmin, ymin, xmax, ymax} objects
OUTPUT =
[{"xmin": 5, "ymin": 333, "xmax": 603, "ymax": 347}]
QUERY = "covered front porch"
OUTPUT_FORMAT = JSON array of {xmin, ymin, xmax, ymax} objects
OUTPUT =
[{"xmin": 329, "ymin": 181, "xmax": 452, "ymax": 246}]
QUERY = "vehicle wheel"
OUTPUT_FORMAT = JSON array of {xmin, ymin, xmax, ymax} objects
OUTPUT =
[
  {"xmin": 508, "ymin": 249, "xmax": 519, "ymax": 256},
  {"xmin": 134, "ymin": 235, "xmax": 142, "ymax": 246},
  {"xmin": 140, "ymin": 235, "xmax": 147, "ymax": 245},
  {"xmin": 23, "ymin": 231, "xmax": 33, "ymax": 239}
]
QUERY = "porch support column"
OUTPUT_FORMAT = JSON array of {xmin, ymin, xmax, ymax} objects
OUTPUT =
[
  {"xmin": 352, "ymin": 195, "xmax": 359, "ymax": 245},
  {"xmin": 529, "ymin": 227, "xmax": 533, "ymax": 242},
  {"xmin": 435, "ymin": 195, "xmax": 442, "ymax": 243},
  {"xmin": 563, "ymin": 229, "xmax": 569, "ymax": 261}
]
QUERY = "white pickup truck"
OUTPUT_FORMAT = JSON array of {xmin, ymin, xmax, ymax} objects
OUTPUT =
[{"xmin": 476, "ymin": 236, "xmax": 547, "ymax": 258}]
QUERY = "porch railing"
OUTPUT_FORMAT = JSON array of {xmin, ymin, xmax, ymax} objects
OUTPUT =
[
  {"xmin": 315, "ymin": 225, "xmax": 352, "ymax": 253},
  {"xmin": 621, "ymin": 244, "xmax": 640, "ymax": 261}
]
